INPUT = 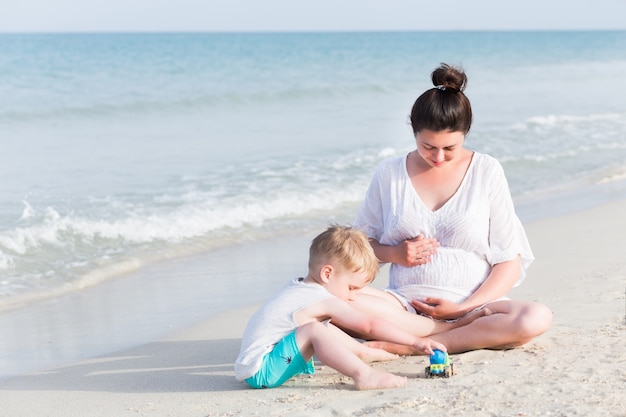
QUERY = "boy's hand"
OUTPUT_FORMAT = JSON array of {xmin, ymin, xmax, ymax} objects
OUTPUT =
[{"xmin": 413, "ymin": 338, "xmax": 447, "ymax": 355}]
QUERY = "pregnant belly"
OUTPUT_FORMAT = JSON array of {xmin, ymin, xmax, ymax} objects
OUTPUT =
[{"xmin": 389, "ymin": 248, "xmax": 490, "ymax": 301}]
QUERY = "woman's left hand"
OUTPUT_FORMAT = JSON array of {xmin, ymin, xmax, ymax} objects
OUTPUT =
[{"xmin": 410, "ymin": 297, "xmax": 468, "ymax": 320}]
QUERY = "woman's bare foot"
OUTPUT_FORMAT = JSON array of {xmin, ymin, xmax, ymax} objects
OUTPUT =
[
  {"xmin": 365, "ymin": 308, "xmax": 495, "ymax": 355},
  {"xmin": 453, "ymin": 307, "xmax": 493, "ymax": 328},
  {"xmin": 357, "ymin": 345, "xmax": 399, "ymax": 363},
  {"xmin": 363, "ymin": 340, "xmax": 416, "ymax": 356},
  {"xmin": 353, "ymin": 368, "xmax": 407, "ymax": 390}
]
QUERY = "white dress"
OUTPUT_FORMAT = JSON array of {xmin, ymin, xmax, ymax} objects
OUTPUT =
[{"xmin": 353, "ymin": 152, "xmax": 533, "ymax": 304}]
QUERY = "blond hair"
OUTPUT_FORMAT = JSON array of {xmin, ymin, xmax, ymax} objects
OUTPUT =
[{"xmin": 309, "ymin": 225, "xmax": 379, "ymax": 281}]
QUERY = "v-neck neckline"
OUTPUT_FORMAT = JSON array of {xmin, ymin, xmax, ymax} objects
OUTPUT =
[{"xmin": 404, "ymin": 151, "xmax": 476, "ymax": 213}]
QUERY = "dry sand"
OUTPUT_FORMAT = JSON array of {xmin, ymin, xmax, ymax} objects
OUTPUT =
[{"xmin": 1, "ymin": 199, "xmax": 625, "ymax": 417}]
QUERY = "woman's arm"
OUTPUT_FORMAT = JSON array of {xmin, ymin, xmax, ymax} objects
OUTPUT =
[
  {"xmin": 411, "ymin": 256, "xmax": 521, "ymax": 320},
  {"xmin": 370, "ymin": 235, "xmax": 439, "ymax": 267}
]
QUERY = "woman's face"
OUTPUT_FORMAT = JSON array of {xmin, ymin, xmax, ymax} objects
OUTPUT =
[{"xmin": 415, "ymin": 129, "xmax": 466, "ymax": 168}]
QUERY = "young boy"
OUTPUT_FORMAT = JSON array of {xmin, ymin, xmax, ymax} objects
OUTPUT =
[{"xmin": 234, "ymin": 225, "xmax": 448, "ymax": 390}]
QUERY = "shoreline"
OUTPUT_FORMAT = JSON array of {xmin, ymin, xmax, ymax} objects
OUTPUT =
[
  {"xmin": 2, "ymin": 173, "xmax": 625, "ymax": 314},
  {"xmin": 0, "ymin": 233, "xmax": 315, "ymax": 378},
  {"xmin": 1, "ymin": 165, "xmax": 624, "ymax": 318}
]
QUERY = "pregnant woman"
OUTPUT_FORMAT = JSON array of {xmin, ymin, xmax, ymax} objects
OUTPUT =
[{"xmin": 351, "ymin": 63, "xmax": 552, "ymax": 354}]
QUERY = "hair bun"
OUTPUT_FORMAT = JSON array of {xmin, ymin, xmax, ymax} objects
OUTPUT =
[{"xmin": 431, "ymin": 63, "xmax": 467, "ymax": 93}]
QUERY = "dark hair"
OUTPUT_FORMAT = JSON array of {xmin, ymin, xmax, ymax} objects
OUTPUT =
[{"xmin": 409, "ymin": 63, "xmax": 473, "ymax": 135}]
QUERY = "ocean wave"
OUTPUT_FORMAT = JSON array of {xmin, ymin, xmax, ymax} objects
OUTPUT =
[
  {"xmin": 521, "ymin": 112, "xmax": 626, "ymax": 127},
  {"xmin": 0, "ymin": 183, "xmax": 369, "ymax": 257},
  {"xmin": 0, "ymin": 80, "xmax": 393, "ymax": 124},
  {"xmin": 597, "ymin": 166, "xmax": 626, "ymax": 184},
  {"xmin": 0, "ymin": 145, "xmax": 394, "ymax": 303},
  {"xmin": 0, "ymin": 187, "xmax": 364, "ymax": 303},
  {"xmin": 487, "ymin": 111, "xmax": 626, "ymax": 163},
  {"xmin": 499, "ymin": 141, "xmax": 626, "ymax": 163}
]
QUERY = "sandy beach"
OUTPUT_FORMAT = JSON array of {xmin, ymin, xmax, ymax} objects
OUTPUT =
[{"xmin": 1, "ymin": 197, "xmax": 625, "ymax": 417}]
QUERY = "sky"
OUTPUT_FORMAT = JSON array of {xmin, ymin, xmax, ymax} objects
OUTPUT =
[{"xmin": 1, "ymin": 0, "xmax": 626, "ymax": 32}]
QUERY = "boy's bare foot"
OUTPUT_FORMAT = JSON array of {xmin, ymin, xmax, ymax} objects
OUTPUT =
[{"xmin": 354, "ymin": 368, "xmax": 407, "ymax": 390}]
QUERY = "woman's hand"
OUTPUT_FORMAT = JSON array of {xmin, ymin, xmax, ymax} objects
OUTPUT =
[
  {"xmin": 410, "ymin": 297, "xmax": 469, "ymax": 320},
  {"xmin": 396, "ymin": 234, "xmax": 439, "ymax": 267}
]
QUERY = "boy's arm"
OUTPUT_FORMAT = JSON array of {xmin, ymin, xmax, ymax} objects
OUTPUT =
[{"xmin": 309, "ymin": 297, "xmax": 445, "ymax": 355}]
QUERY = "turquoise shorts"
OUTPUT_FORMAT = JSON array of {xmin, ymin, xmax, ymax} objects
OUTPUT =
[{"xmin": 245, "ymin": 330, "xmax": 315, "ymax": 389}]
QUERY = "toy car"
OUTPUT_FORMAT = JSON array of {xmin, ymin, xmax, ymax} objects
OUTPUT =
[{"xmin": 425, "ymin": 349, "xmax": 454, "ymax": 378}]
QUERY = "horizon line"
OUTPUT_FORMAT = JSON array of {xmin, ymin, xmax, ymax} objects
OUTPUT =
[{"xmin": 1, "ymin": 28, "xmax": 625, "ymax": 35}]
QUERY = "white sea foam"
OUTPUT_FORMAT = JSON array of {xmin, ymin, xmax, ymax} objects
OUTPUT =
[
  {"xmin": 0, "ymin": 157, "xmax": 376, "ymax": 299},
  {"xmin": 597, "ymin": 166, "xmax": 626, "ymax": 184}
]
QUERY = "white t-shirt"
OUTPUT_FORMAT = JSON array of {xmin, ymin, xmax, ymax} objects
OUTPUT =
[
  {"xmin": 234, "ymin": 278, "xmax": 334, "ymax": 381},
  {"xmin": 353, "ymin": 152, "xmax": 533, "ymax": 303}
]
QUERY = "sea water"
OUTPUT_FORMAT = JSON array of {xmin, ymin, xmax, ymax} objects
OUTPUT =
[{"xmin": 1, "ymin": 31, "xmax": 626, "ymax": 310}]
